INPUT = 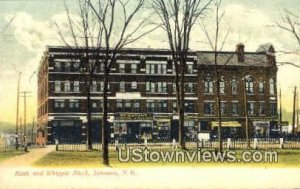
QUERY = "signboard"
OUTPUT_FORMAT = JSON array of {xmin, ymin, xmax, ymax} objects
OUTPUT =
[
  {"xmin": 115, "ymin": 113, "xmax": 152, "ymax": 120},
  {"xmin": 198, "ymin": 132, "xmax": 210, "ymax": 141},
  {"xmin": 211, "ymin": 121, "xmax": 241, "ymax": 127}
]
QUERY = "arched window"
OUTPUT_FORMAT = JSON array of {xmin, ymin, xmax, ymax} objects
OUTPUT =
[
  {"xmin": 270, "ymin": 78, "xmax": 275, "ymax": 95},
  {"xmin": 231, "ymin": 78, "xmax": 237, "ymax": 94},
  {"xmin": 204, "ymin": 74, "xmax": 213, "ymax": 94},
  {"xmin": 245, "ymin": 76, "xmax": 254, "ymax": 94}
]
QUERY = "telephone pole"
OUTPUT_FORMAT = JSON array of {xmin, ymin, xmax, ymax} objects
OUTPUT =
[
  {"xmin": 292, "ymin": 87, "xmax": 297, "ymax": 134},
  {"xmin": 20, "ymin": 91, "xmax": 31, "ymax": 145},
  {"xmin": 297, "ymin": 91, "xmax": 299, "ymax": 133},
  {"xmin": 15, "ymin": 72, "xmax": 21, "ymax": 149},
  {"xmin": 279, "ymin": 88, "xmax": 283, "ymax": 134}
]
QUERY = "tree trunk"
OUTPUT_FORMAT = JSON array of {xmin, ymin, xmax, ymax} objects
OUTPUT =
[
  {"xmin": 214, "ymin": 68, "xmax": 223, "ymax": 151},
  {"xmin": 102, "ymin": 71, "xmax": 109, "ymax": 165},
  {"xmin": 86, "ymin": 86, "xmax": 93, "ymax": 150},
  {"xmin": 178, "ymin": 63, "xmax": 186, "ymax": 149}
]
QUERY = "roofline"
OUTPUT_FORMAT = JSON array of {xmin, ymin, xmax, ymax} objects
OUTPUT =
[{"xmin": 45, "ymin": 45, "xmax": 266, "ymax": 55}]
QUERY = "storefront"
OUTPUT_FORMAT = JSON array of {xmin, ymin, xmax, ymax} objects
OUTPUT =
[
  {"xmin": 113, "ymin": 113, "xmax": 154, "ymax": 142},
  {"xmin": 253, "ymin": 121, "xmax": 270, "ymax": 138},
  {"xmin": 211, "ymin": 121, "xmax": 242, "ymax": 138}
]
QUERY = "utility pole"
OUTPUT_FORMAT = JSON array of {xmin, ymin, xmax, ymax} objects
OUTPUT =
[
  {"xmin": 243, "ymin": 78, "xmax": 250, "ymax": 148},
  {"xmin": 297, "ymin": 91, "xmax": 299, "ymax": 133},
  {"xmin": 31, "ymin": 116, "xmax": 35, "ymax": 145},
  {"xmin": 292, "ymin": 87, "xmax": 297, "ymax": 134},
  {"xmin": 279, "ymin": 88, "xmax": 282, "ymax": 135},
  {"xmin": 20, "ymin": 91, "xmax": 31, "ymax": 145},
  {"xmin": 15, "ymin": 72, "xmax": 21, "ymax": 150}
]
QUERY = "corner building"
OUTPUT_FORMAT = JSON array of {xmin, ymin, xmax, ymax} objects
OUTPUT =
[{"xmin": 37, "ymin": 44, "xmax": 278, "ymax": 144}]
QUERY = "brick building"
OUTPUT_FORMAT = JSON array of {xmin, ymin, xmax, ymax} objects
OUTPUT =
[{"xmin": 37, "ymin": 44, "xmax": 278, "ymax": 144}]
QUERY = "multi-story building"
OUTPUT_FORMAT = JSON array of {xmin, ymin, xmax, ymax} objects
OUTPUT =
[{"xmin": 37, "ymin": 44, "xmax": 278, "ymax": 144}]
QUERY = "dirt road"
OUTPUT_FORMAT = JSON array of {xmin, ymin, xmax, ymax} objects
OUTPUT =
[{"xmin": 0, "ymin": 145, "xmax": 55, "ymax": 168}]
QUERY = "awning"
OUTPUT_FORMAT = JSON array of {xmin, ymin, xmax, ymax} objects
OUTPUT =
[{"xmin": 211, "ymin": 121, "xmax": 241, "ymax": 128}]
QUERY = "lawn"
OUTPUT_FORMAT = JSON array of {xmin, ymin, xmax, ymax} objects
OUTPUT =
[
  {"xmin": 33, "ymin": 148, "xmax": 300, "ymax": 168},
  {"xmin": 0, "ymin": 149, "xmax": 27, "ymax": 162}
]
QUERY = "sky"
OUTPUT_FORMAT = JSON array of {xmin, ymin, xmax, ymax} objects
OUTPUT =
[{"xmin": 0, "ymin": 0, "xmax": 300, "ymax": 124}]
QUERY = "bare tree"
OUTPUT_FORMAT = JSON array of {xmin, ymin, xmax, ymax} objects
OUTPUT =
[
  {"xmin": 275, "ymin": 9, "xmax": 300, "ymax": 47},
  {"xmin": 152, "ymin": 0, "xmax": 212, "ymax": 149},
  {"xmin": 200, "ymin": 0, "xmax": 231, "ymax": 151},
  {"xmin": 55, "ymin": 0, "xmax": 103, "ymax": 150},
  {"xmin": 87, "ymin": 0, "xmax": 158, "ymax": 165}
]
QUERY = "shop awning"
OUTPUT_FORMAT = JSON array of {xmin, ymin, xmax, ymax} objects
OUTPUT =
[{"xmin": 211, "ymin": 121, "xmax": 241, "ymax": 128}]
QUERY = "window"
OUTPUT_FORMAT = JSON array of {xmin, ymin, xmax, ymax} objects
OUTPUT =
[
  {"xmin": 131, "ymin": 64, "xmax": 137, "ymax": 73},
  {"xmin": 259, "ymin": 81, "xmax": 264, "ymax": 94},
  {"xmin": 219, "ymin": 77, "xmax": 225, "ymax": 94},
  {"xmin": 162, "ymin": 82, "xmax": 167, "ymax": 93},
  {"xmin": 146, "ymin": 81, "xmax": 150, "ymax": 92},
  {"xmin": 204, "ymin": 75, "xmax": 213, "ymax": 94},
  {"xmin": 186, "ymin": 83, "xmax": 194, "ymax": 93},
  {"xmin": 73, "ymin": 62, "xmax": 80, "ymax": 71},
  {"xmin": 147, "ymin": 82, "xmax": 167, "ymax": 93},
  {"xmin": 133, "ymin": 101, "xmax": 140, "ymax": 112},
  {"xmin": 185, "ymin": 101, "xmax": 195, "ymax": 113},
  {"xmin": 146, "ymin": 64, "xmax": 150, "ymax": 74},
  {"xmin": 220, "ymin": 102, "xmax": 226, "ymax": 115},
  {"xmin": 131, "ymin": 81, "xmax": 137, "ymax": 90},
  {"xmin": 185, "ymin": 121, "xmax": 195, "ymax": 127},
  {"xmin": 157, "ymin": 64, "xmax": 162, "ymax": 74},
  {"xmin": 65, "ymin": 62, "xmax": 71, "ymax": 72},
  {"xmin": 91, "ymin": 81, "xmax": 97, "ymax": 92},
  {"xmin": 245, "ymin": 76, "xmax": 254, "ymax": 94},
  {"xmin": 54, "ymin": 100, "xmax": 65, "ymax": 109},
  {"xmin": 125, "ymin": 100, "xmax": 131, "ymax": 112},
  {"xmin": 173, "ymin": 83, "xmax": 176, "ymax": 93},
  {"xmin": 54, "ymin": 81, "xmax": 61, "ymax": 92},
  {"xmin": 204, "ymin": 102, "xmax": 214, "ymax": 115},
  {"xmin": 119, "ymin": 64, "xmax": 125, "ymax": 73},
  {"xmin": 69, "ymin": 100, "xmax": 79, "ymax": 109},
  {"xmin": 270, "ymin": 102, "xmax": 277, "ymax": 116},
  {"xmin": 187, "ymin": 64, "xmax": 193, "ymax": 74},
  {"xmin": 157, "ymin": 82, "xmax": 162, "ymax": 93},
  {"xmin": 146, "ymin": 100, "xmax": 155, "ymax": 112},
  {"xmin": 150, "ymin": 64, "xmax": 155, "ymax": 74},
  {"xmin": 54, "ymin": 62, "xmax": 61, "ymax": 71},
  {"xmin": 99, "ymin": 82, "xmax": 104, "ymax": 92},
  {"xmin": 74, "ymin": 81, "xmax": 80, "ymax": 92},
  {"xmin": 232, "ymin": 102, "xmax": 238, "ymax": 115},
  {"xmin": 151, "ymin": 82, "xmax": 156, "ymax": 93},
  {"xmin": 247, "ymin": 102, "xmax": 255, "ymax": 115},
  {"xmin": 162, "ymin": 64, "xmax": 167, "ymax": 74},
  {"xmin": 157, "ymin": 100, "xmax": 167, "ymax": 112},
  {"xmin": 64, "ymin": 81, "xmax": 71, "ymax": 92},
  {"xmin": 92, "ymin": 102, "xmax": 97, "ymax": 109},
  {"xmin": 120, "ymin": 81, "xmax": 125, "ymax": 92},
  {"xmin": 116, "ymin": 100, "xmax": 123, "ymax": 112},
  {"xmin": 173, "ymin": 101, "xmax": 177, "ymax": 112},
  {"xmin": 259, "ymin": 101, "xmax": 265, "ymax": 115},
  {"xmin": 231, "ymin": 78, "xmax": 237, "ymax": 95},
  {"xmin": 270, "ymin": 78, "xmax": 275, "ymax": 95}
]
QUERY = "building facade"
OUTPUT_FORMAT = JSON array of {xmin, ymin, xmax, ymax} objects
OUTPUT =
[{"xmin": 37, "ymin": 44, "xmax": 278, "ymax": 144}]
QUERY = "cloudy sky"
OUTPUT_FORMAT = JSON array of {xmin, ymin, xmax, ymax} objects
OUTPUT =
[{"xmin": 0, "ymin": 0, "xmax": 299, "ymax": 124}]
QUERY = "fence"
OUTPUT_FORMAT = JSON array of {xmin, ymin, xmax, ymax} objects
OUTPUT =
[{"xmin": 56, "ymin": 138, "xmax": 300, "ymax": 152}]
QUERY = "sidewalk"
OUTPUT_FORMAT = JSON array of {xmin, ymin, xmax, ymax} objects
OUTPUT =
[{"xmin": 0, "ymin": 145, "xmax": 55, "ymax": 168}]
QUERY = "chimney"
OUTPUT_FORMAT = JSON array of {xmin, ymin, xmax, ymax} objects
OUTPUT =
[
  {"xmin": 266, "ymin": 45, "xmax": 276, "ymax": 65},
  {"xmin": 236, "ymin": 43, "xmax": 245, "ymax": 62}
]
